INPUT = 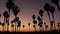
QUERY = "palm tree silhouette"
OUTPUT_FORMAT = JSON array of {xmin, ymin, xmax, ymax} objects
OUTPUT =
[
  {"xmin": 44, "ymin": 23, "xmax": 46, "ymax": 31},
  {"xmin": 44, "ymin": 3, "xmax": 52, "ymax": 31},
  {"xmin": 51, "ymin": 0, "xmax": 60, "ymax": 12},
  {"xmin": 50, "ymin": 21, "xmax": 54, "ymax": 31},
  {"xmin": 17, "ymin": 21, "xmax": 21, "ymax": 32},
  {"xmin": 37, "ymin": 16, "xmax": 42, "ymax": 32},
  {"xmin": 39, "ymin": 10, "xmax": 44, "ymax": 31},
  {"xmin": 6, "ymin": 0, "xmax": 14, "ymax": 31},
  {"xmin": 32, "ymin": 14, "xmax": 37, "ymax": 32},
  {"xmin": 33, "ymin": 25, "xmax": 35, "ymax": 31},
  {"xmin": 2, "ymin": 22, "xmax": 5, "ymax": 31},
  {"xmin": 11, "ymin": 24, "xmax": 14, "ymax": 32},
  {"xmin": 3, "ymin": 11, "xmax": 9, "ymax": 31},
  {"xmin": 23, "ymin": 25, "xmax": 25, "ymax": 32},
  {"xmin": 39, "ymin": 10, "xmax": 44, "ymax": 17},
  {"xmin": 11, "ymin": 20, "xmax": 14, "ymax": 32},
  {"xmin": 50, "ymin": 6, "xmax": 56, "ymax": 30},
  {"xmin": 44, "ymin": 23, "xmax": 48, "ymax": 31},
  {"xmin": 12, "ymin": 5, "xmax": 20, "ymax": 32},
  {"xmin": 28, "ymin": 23, "xmax": 30, "ymax": 32},
  {"xmin": 45, "ymin": 25, "xmax": 48, "ymax": 31},
  {"xmin": 44, "ymin": 3, "xmax": 51, "ymax": 21}
]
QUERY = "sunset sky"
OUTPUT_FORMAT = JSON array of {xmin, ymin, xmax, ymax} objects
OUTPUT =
[{"xmin": 0, "ymin": 0, "xmax": 60, "ymax": 32}]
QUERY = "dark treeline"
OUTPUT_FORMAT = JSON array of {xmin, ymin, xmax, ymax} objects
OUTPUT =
[{"xmin": 0, "ymin": 0, "xmax": 60, "ymax": 32}]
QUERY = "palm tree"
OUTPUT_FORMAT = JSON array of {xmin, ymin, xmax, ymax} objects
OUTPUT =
[
  {"xmin": 39, "ymin": 10, "xmax": 44, "ymax": 31},
  {"xmin": 32, "ymin": 14, "xmax": 37, "ymax": 32},
  {"xmin": 51, "ymin": 0, "xmax": 60, "ymax": 12},
  {"xmin": 45, "ymin": 25, "xmax": 48, "ymax": 31},
  {"xmin": 6, "ymin": 0, "xmax": 14, "ymax": 31},
  {"xmin": 11, "ymin": 24, "xmax": 14, "ymax": 32},
  {"xmin": 2, "ymin": 22, "xmax": 5, "ymax": 32},
  {"xmin": 23, "ymin": 25, "xmax": 25, "ymax": 32},
  {"xmin": 28, "ymin": 23, "xmax": 30, "ymax": 32},
  {"xmin": 50, "ymin": 21, "xmax": 54, "ymax": 31},
  {"xmin": 44, "ymin": 23, "xmax": 46, "ymax": 31},
  {"xmin": 44, "ymin": 3, "xmax": 52, "ymax": 31},
  {"xmin": 37, "ymin": 16, "xmax": 42, "ymax": 32},
  {"xmin": 39, "ymin": 10, "xmax": 44, "ymax": 17},
  {"xmin": 32, "ymin": 14, "xmax": 36, "ymax": 20},
  {"xmin": 33, "ymin": 25, "xmax": 35, "ymax": 32},
  {"xmin": 12, "ymin": 5, "xmax": 20, "ymax": 32},
  {"xmin": 44, "ymin": 3, "xmax": 51, "ymax": 21},
  {"xmin": 17, "ymin": 21, "xmax": 21, "ymax": 32},
  {"xmin": 11, "ymin": 20, "xmax": 14, "ymax": 32},
  {"xmin": 50, "ymin": 6, "xmax": 55, "ymax": 30},
  {"xmin": 6, "ymin": 0, "xmax": 14, "ymax": 11},
  {"xmin": 3, "ymin": 11, "xmax": 9, "ymax": 31}
]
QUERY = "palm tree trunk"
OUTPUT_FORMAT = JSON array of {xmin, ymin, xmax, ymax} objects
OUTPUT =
[
  {"xmin": 47, "ymin": 12, "xmax": 52, "ymax": 30},
  {"xmin": 47, "ymin": 12, "xmax": 51, "ymax": 20},
  {"xmin": 29, "ymin": 26, "xmax": 30, "ymax": 32},
  {"xmin": 23, "ymin": 28, "xmax": 24, "ymax": 32},
  {"xmin": 41, "ymin": 17, "xmax": 44, "ymax": 31},
  {"xmin": 7, "ymin": 19, "xmax": 9, "ymax": 31},
  {"xmin": 7, "ymin": 10, "xmax": 10, "ymax": 31},
  {"xmin": 15, "ymin": 22, "xmax": 16, "ymax": 32},
  {"xmin": 35, "ymin": 25, "xmax": 36, "ymax": 32},
  {"xmin": 52, "ymin": 13, "xmax": 56, "ymax": 30},
  {"xmin": 3, "ymin": 18, "xmax": 6, "ymax": 32}
]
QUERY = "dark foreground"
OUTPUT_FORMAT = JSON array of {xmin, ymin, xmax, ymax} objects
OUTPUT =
[{"xmin": 0, "ymin": 30, "xmax": 60, "ymax": 34}]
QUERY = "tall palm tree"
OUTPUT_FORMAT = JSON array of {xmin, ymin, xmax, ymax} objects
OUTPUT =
[
  {"xmin": 12, "ymin": 5, "xmax": 20, "ymax": 32},
  {"xmin": 32, "ymin": 14, "xmax": 37, "ymax": 32},
  {"xmin": 44, "ymin": 3, "xmax": 52, "ymax": 31},
  {"xmin": 51, "ymin": 0, "xmax": 60, "ymax": 12},
  {"xmin": 44, "ymin": 3, "xmax": 51, "ymax": 21},
  {"xmin": 23, "ymin": 25, "xmax": 25, "ymax": 32},
  {"xmin": 6, "ymin": 0, "xmax": 14, "ymax": 12},
  {"xmin": 39, "ymin": 10, "xmax": 44, "ymax": 31},
  {"xmin": 6, "ymin": 0, "xmax": 14, "ymax": 31},
  {"xmin": 50, "ymin": 6, "xmax": 55, "ymax": 30},
  {"xmin": 28, "ymin": 23, "xmax": 30, "ymax": 32},
  {"xmin": 3, "ymin": 11, "xmax": 9, "ymax": 31}
]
